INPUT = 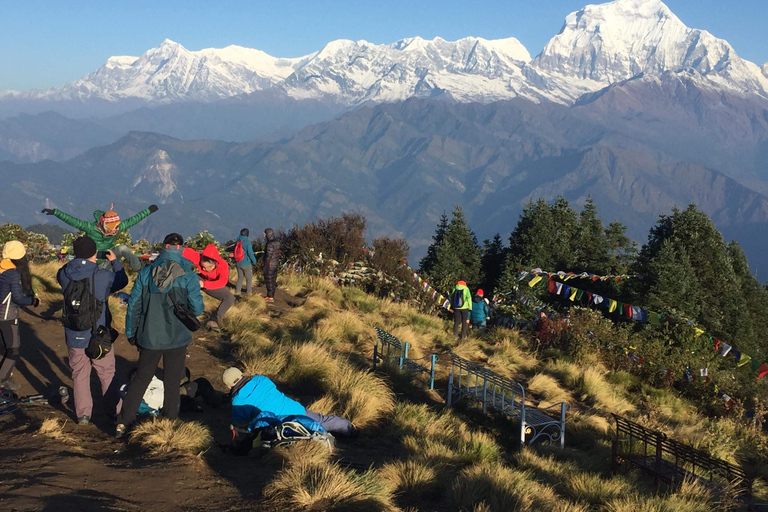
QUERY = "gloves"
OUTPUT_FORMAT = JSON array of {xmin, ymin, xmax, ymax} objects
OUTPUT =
[
  {"xmin": 41, "ymin": 208, "xmax": 55, "ymax": 215},
  {"xmin": 148, "ymin": 204, "xmax": 158, "ymax": 213},
  {"xmin": 31, "ymin": 298, "xmax": 40, "ymax": 308}
]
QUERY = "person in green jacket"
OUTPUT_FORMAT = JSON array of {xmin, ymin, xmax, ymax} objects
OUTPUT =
[
  {"xmin": 42, "ymin": 203, "xmax": 158, "ymax": 270},
  {"xmin": 449, "ymin": 276, "xmax": 472, "ymax": 340}
]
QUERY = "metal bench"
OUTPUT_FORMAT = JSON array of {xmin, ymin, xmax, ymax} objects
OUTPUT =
[
  {"xmin": 373, "ymin": 327, "xmax": 437, "ymax": 390},
  {"xmin": 612, "ymin": 414, "xmax": 752, "ymax": 500},
  {"xmin": 446, "ymin": 353, "xmax": 567, "ymax": 447}
]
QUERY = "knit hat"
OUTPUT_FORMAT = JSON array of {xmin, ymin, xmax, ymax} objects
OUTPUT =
[
  {"xmin": 73, "ymin": 236, "xmax": 97, "ymax": 259},
  {"xmin": 223, "ymin": 367, "xmax": 243, "ymax": 388},
  {"xmin": 2, "ymin": 240, "xmax": 26, "ymax": 260},
  {"xmin": 99, "ymin": 204, "xmax": 121, "ymax": 235},
  {"xmin": 477, "ymin": 289, "xmax": 484, "ymax": 296}
]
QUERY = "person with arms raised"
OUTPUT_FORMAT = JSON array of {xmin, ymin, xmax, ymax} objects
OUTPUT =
[{"xmin": 42, "ymin": 203, "xmax": 158, "ymax": 271}]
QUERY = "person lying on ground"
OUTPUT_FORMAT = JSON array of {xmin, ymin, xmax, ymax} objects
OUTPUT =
[
  {"xmin": 57, "ymin": 237, "xmax": 128, "ymax": 425},
  {"xmin": 183, "ymin": 244, "xmax": 234, "ymax": 332},
  {"xmin": 0, "ymin": 241, "xmax": 41, "ymax": 391},
  {"xmin": 42, "ymin": 203, "xmax": 158, "ymax": 271},
  {"xmin": 116, "ymin": 233, "xmax": 204, "ymax": 439},
  {"xmin": 223, "ymin": 367, "xmax": 357, "ymax": 437}
]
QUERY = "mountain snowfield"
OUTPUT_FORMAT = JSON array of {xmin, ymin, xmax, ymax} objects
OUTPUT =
[{"xmin": 2, "ymin": 0, "xmax": 767, "ymax": 109}]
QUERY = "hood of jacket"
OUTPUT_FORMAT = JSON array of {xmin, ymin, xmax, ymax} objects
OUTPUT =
[
  {"xmin": 0, "ymin": 259, "xmax": 16, "ymax": 273},
  {"xmin": 202, "ymin": 244, "xmax": 223, "ymax": 262},
  {"xmin": 237, "ymin": 235, "xmax": 250, "ymax": 243},
  {"xmin": 64, "ymin": 258, "xmax": 99, "ymax": 281},
  {"xmin": 473, "ymin": 295, "xmax": 483, "ymax": 303}
]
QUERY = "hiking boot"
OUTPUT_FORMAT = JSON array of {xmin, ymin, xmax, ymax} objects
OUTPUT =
[
  {"xmin": 0, "ymin": 378, "xmax": 21, "ymax": 391},
  {"xmin": 264, "ymin": 296, "xmax": 274, "ymax": 303},
  {"xmin": 77, "ymin": 415, "xmax": 91, "ymax": 426},
  {"xmin": 115, "ymin": 423, "xmax": 127, "ymax": 439},
  {"xmin": 206, "ymin": 320, "xmax": 220, "ymax": 332}
]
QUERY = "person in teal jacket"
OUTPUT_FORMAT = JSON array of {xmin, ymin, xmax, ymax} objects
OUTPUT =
[
  {"xmin": 470, "ymin": 289, "xmax": 490, "ymax": 333},
  {"xmin": 234, "ymin": 228, "xmax": 259, "ymax": 296},
  {"xmin": 42, "ymin": 203, "xmax": 158, "ymax": 270},
  {"xmin": 115, "ymin": 233, "xmax": 204, "ymax": 438},
  {"xmin": 449, "ymin": 276, "xmax": 472, "ymax": 340}
]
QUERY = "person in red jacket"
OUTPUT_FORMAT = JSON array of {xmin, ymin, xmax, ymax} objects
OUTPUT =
[{"xmin": 183, "ymin": 245, "xmax": 233, "ymax": 332}]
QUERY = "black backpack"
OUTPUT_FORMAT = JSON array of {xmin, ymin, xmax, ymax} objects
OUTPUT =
[
  {"xmin": 451, "ymin": 288, "xmax": 464, "ymax": 309},
  {"xmin": 62, "ymin": 271, "xmax": 102, "ymax": 332}
]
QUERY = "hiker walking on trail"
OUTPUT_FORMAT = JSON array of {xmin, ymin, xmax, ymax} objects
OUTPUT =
[
  {"xmin": 224, "ymin": 368, "xmax": 356, "ymax": 437},
  {"xmin": 470, "ymin": 289, "xmax": 490, "ymax": 333},
  {"xmin": 57, "ymin": 237, "xmax": 128, "ymax": 425},
  {"xmin": 42, "ymin": 203, "xmax": 158, "ymax": 271},
  {"xmin": 234, "ymin": 229, "xmax": 258, "ymax": 296},
  {"xmin": 263, "ymin": 228, "xmax": 279, "ymax": 302},
  {"xmin": 0, "ymin": 241, "xmax": 41, "ymax": 391},
  {"xmin": 183, "ymin": 244, "xmax": 233, "ymax": 331},
  {"xmin": 449, "ymin": 276, "xmax": 472, "ymax": 340},
  {"xmin": 116, "ymin": 233, "xmax": 204, "ymax": 439}
]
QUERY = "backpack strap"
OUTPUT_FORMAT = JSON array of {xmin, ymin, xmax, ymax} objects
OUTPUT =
[
  {"xmin": 91, "ymin": 269, "xmax": 98, "ymax": 331},
  {"xmin": 1, "ymin": 292, "xmax": 11, "ymax": 321}
]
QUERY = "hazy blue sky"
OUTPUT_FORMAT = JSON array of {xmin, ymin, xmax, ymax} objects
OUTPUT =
[{"xmin": 1, "ymin": 0, "xmax": 765, "ymax": 90}]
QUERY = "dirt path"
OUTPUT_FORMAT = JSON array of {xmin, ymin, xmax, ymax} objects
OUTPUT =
[{"xmin": 0, "ymin": 283, "xmax": 298, "ymax": 512}]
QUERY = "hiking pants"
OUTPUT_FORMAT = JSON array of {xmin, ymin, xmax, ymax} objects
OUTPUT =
[
  {"xmin": 68, "ymin": 346, "xmax": 117, "ymax": 418},
  {"xmin": 97, "ymin": 245, "xmax": 141, "ymax": 272},
  {"xmin": 471, "ymin": 320, "xmax": 487, "ymax": 333},
  {"xmin": 203, "ymin": 287, "xmax": 235, "ymax": 324},
  {"xmin": 117, "ymin": 345, "xmax": 187, "ymax": 426},
  {"xmin": 235, "ymin": 266, "xmax": 253, "ymax": 295},
  {"xmin": 305, "ymin": 410, "xmax": 355, "ymax": 436},
  {"xmin": 0, "ymin": 319, "xmax": 19, "ymax": 382},
  {"xmin": 453, "ymin": 309, "xmax": 469, "ymax": 339},
  {"xmin": 264, "ymin": 264, "xmax": 277, "ymax": 298}
]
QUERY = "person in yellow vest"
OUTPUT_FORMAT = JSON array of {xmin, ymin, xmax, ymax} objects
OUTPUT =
[{"xmin": 449, "ymin": 276, "xmax": 472, "ymax": 340}]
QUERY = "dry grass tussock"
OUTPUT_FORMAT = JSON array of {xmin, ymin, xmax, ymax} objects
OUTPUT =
[
  {"xmin": 603, "ymin": 478, "xmax": 717, "ymax": 512},
  {"xmin": 527, "ymin": 373, "xmax": 572, "ymax": 407},
  {"xmin": 262, "ymin": 458, "xmax": 399, "ymax": 512},
  {"xmin": 314, "ymin": 310, "xmax": 368, "ymax": 348},
  {"xmin": 38, "ymin": 417, "xmax": 82, "ymax": 450},
  {"xmin": 30, "ymin": 262, "xmax": 64, "ymax": 303},
  {"xmin": 545, "ymin": 360, "xmax": 635, "ymax": 415},
  {"xmin": 128, "ymin": 418, "xmax": 212, "ymax": 455}
]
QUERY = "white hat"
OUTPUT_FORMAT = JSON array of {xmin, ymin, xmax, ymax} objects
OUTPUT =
[
  {"xmin": 223, "ymin": 367, "xmax": 243, "ymax": 388},
  {"xmin": 2, "ymin": 241, "xmax": 26, "ymax": 260}
]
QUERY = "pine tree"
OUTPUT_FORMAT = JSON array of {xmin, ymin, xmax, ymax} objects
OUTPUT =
[
  {"xmin": 481, "ymin": 233, "xmax": 506, "ymax": 292},
  {"xmin": 573, "ymin": 197, "xmax": 610, "ymax": 274},
  {"xmin": 419, "ymin": 211, "xmax": 449, "ymax": 274},
  {"xmin": 508, "ymin": 197, "xmax": 578, "ymax": 271},
  {"xmin": 425, "ymin": 205, "xmax": 483, "ymax": 292}
]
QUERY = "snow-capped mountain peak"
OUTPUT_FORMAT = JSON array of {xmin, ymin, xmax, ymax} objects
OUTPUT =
[{"xmin": 531, "ymin": 0, "xmax": 768, "ymax": 98}]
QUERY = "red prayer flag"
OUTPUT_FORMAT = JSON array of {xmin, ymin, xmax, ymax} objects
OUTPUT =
[
  {"xmin": 548, "ymin": 279, "xmax": 556, "ymax": 293},
  {"xmin": 758, "ymin": 364, "xmax": 768, "ymax": 379}
]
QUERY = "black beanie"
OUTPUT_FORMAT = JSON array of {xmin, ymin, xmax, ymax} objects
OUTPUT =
[{"xmin": 73, "ymin": 236, "xmax": 97, "ymax": 259}]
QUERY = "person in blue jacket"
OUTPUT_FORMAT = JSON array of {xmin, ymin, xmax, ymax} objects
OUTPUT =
[
  {"xmin": 470, "ymin": 289, "xmax": 491, "ymax": 332},
  {"xmin": 234, "ymin": 228, "xmax": 259, "ymax": 296},
  {"xmin": 115, "ymin": 233, "xmax": 205, "ymax": 438},
  {"xmin": 57, "ymin": 237, "xmax": 128, "ymax": 425},
  {"xmin": 0, "ymin": 241, "xmax": 40, "ymax": 391},
  {"xmin": 224, "ymin": 367, "xmax": 356, "ymax": 436}
]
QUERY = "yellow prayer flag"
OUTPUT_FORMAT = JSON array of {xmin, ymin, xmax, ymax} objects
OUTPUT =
[
  {"xmin": 608, "ymin": 299, "xmax": 617, "ymax": 312},
  {"xmin": 738, "ymin": 354, "xmax": 752, "ymax": 367},
  {"xmin": 569, "ymin": 288, "xmax": 578, "ymax": 301},
  {"xmin": 694, "ymin": 327, "xmax": 705, "ymax": 337},
  {"xmin": 528, "ymin": 275, "xmax": 543, "ymax": 288}
]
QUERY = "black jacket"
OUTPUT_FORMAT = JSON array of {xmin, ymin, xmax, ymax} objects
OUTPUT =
[{"xmin": 264, "ymin": 230, "xmax": 280, "ymax": 271}]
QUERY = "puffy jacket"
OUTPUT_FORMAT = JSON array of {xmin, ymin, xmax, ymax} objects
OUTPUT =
[
  {"xmin": 450, "ymin": 282, "xmax": 472, "ymax": 311},
  {"xmin": 197, "ymin": 245, "xmax": 229, "ymax": 290},
  {"xmin": 470, "ymin": 295, "xmax": 490, "ymax": 323},
  {"xmin": 234, "ymin": 235, "xmax": 258, "ymax": 267},
  {"xmin": 0, "ymin": 260, "xmax": 35, "ymax": 321},
  {"xmin": 52, "ymin": 208, "xmax": 154, "ymax": 251},
  {"xmin": 57, "ymin": 258, "xmax": 128, "ymax": 348},
  {"xmin": 263, "ymin": 229, "xmax": 280, "ymax": 271},
  {"xmin": 125, "ymin": 248, "xmax": 204, "ymax": 351},
  {"xmin": 231, "ymin": 375, "xmax": 305, "ymax": 424},
  {"xmin": 248, "ymin": 411, "xmax": 326, "ymax": 434}
]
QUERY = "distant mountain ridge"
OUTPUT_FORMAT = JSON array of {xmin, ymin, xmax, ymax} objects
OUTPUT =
[{"xmin": 1, "ymin": 0, "xmax": 766, "ymax": 115}]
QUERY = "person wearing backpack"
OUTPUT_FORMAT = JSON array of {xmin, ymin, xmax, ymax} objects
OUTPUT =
[
  {"xmin": 449, "ymin": 276, "xmax": 472, "ymax": 340},
  {"xmin": 42, "ymin": 203, "xmax": 158, "ymax": 271},
  {"xmin": 470, "ymin": 289, "xmax": 490, "ymax": 333},
  {"xmin": 263, "ymin": 228, "xmax": 279, "ymax": 302},
  {"xmin": 234, "ymin": 229, "xmax": 258, "ymax": 296},
  {"xmin": 0, "ymin": 241, "xmax": 41, "ymax": 391},
  {"xmin": 116, "ymin": 233, "xmax": 204, "ymax": 439},
  {"xmin": 56, "ymin": 237, "xmax": 128, "ymax": 425}
]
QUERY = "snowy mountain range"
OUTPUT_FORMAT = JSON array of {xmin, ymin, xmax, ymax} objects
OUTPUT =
[{"xmin": 2, "ymin": 0, "xmax": 767, "ymax": 112}]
